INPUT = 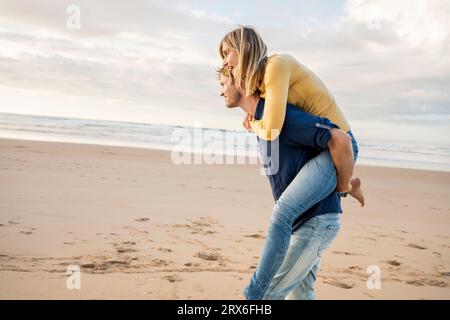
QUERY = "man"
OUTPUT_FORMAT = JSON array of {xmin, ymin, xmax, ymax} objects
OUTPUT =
[{"xmin": 218, "ymin": 68, "xmax": 353, "ymax": 299}]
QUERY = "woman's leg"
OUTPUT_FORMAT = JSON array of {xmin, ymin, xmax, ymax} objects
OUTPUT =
[
  {"xmin": 339, "ymin": 131, "xmax": 364, "ymax": 205},
  {"xmin": 348, "ymin": 130, "xmax": 359, "ymax": 161},
  {"xmin": 244, "ymin": 150, "xmax": 337, "ymax": 300}
]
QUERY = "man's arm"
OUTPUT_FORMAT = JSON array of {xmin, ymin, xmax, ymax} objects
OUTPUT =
[{"xmin": 282, "ymin": 106, "xmax": 354, "ymax": 192}]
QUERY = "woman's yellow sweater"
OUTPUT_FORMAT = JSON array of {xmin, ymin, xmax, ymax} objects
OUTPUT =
[{"xmin": 250, "ymin": 54, "xmax": 350, "ymax": 140}]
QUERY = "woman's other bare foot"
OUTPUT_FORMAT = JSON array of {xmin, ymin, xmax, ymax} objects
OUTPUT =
[{"xmin": 349, "ymin": 177, "xmax": 365, "ymax": 207}]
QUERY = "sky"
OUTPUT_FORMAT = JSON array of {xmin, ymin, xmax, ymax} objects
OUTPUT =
[{"xmin": 0, "ymin": 0, "xmax": 449, "ymax": 143}]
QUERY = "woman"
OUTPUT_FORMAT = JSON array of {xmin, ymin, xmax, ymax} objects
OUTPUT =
[{"xmin": 218, "ymin": 25, "xmax": 364, "ymax": 299}]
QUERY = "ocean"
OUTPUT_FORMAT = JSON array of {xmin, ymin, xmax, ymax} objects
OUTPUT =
[{"xmin": 0, "ymin": 112, "xmax": 449, "ymax": 172}]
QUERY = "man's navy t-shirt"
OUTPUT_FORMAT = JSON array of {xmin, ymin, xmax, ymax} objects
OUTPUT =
[{"xmin": 254, "ymin": 98, "xmax": 342, "ymax": 231}]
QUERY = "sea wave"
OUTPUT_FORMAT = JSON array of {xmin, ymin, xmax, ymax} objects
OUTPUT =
[{"xmin": 1, "ymin": 112, "xmax": 449, "ymax": 172}]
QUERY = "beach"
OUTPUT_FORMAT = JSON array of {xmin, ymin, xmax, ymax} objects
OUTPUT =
[{"xmin": 0, "ymin": 137, "xmax": 449, "ymax": 299}]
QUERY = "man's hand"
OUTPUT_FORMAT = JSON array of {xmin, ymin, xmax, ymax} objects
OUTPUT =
[{"xmin": 243, "ymin": 113, "xmax": 254, "ymax": 132}]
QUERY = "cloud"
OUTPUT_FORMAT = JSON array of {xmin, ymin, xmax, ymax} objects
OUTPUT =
[
  {"xmin": 0, "ymin": 0, "xmax": 448, "ymax": 130},
  {"xmin": 265, "ymin": 0, "xmax": 450, "ymax": 119},
  {"xmin": 345, "ymin": 0, "xmax": 449, "ymax": 49},
  {"xmin": 174, "ymin": 3, "xmax": 234, "ymax": 24},
  {"xmin": 0, "ymin": 1, "xmax": 231, "ymax": 115}
]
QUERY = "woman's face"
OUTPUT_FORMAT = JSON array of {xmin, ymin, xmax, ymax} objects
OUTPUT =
[{"xmin": 221, "ymin": 42, "xmax": 238, "ymax": 71}]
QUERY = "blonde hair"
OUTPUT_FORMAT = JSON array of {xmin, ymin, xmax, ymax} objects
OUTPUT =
[
  {"xmin": 219, "ymin": 25, "xmax": 267, "ymax": 95},
  {"xmin": 216, "ymin": 66, "xmax": 234, "ymax": 83}
]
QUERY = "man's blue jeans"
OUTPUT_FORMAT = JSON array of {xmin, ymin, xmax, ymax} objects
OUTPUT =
[
  {"xmin": 263, "ymin": 213, "xmax": 340, "ymax": 300},
  {"xmin": 244, "ymin": 131, "xmax": 358, "ymax": 300}
]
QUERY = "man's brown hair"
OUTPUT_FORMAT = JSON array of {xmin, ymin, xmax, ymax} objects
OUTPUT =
[{"xmin": 216, "ymin": 66, "xmax": 234, "ymax": 84}]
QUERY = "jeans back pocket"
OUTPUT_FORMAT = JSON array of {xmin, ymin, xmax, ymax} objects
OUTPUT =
[{"xmin": 317, "ymin": 223, "xmax": 340, "ymax": 257}]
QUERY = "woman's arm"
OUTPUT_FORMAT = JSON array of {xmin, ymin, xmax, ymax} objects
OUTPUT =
[{"xmin": 249, "ymin": 56, "xmax": 291, "ymax": 141}]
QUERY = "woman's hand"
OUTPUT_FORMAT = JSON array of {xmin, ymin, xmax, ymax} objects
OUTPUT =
[{"xmin": 243, "ymin": 113, "xmax": 254, "ymax": 132}]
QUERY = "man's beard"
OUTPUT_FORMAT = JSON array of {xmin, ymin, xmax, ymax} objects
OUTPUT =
[{"xmin": 227, "ymin": 90, "xmax": 242, "ymax": 108}]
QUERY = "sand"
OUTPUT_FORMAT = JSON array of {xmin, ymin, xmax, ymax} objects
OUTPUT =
[{"xmin": 0, "ymin": 137, "xmax": 449, "ymax": 299}]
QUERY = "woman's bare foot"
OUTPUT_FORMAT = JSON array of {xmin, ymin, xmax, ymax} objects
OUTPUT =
[{"xmin": 349, "ymin": 177, "xmax": 365, "ymax": 207}]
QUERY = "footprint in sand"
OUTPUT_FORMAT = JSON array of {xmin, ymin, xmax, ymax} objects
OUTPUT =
[
  {"xmin": 428, "ymin": 279, "xmax": 447, "ymax": 288},
  {"xmin": 19, "ymin": 231, "xmax": 33, "ymax": 235},
  {"xmin": 80, "ymin": 260, "xmax": 130, "ymax": 273},
  {"xmin": 348, "ymin": 266, "xmax": 363, "ymax": 270},
  {"xmin": 97, "ymin": 260, "xmax": 129, "ymax": 270},
  {"xmin": 149, "ymin": 259, "xmax": 170, "ymax": 267},
  {"xmin": 116, "ymin": 247, "xmax": 138, "ymax": 254},
  {"xmin": 191, "ymin": 217, "xmax": 214, "ymax": 227},
  {"xmin": 184, "ymin": 262, "xmax": 200, "ymax": 267},
  {"xmin": 324, "ymin": 279, "xmax": 355, "ymax": 289},
  {"xmin": 172, "ymin": 217, "xmax": 219, "ymax": 235},
  {"xmin": 191, "ymin": 230, "xmax": 216, "ymax": 235},
  {"xmin": 244, "ymin": 234, "xmax": 266, "ymax": 239},
  {"xmin": 195, "ymin": 252, "xmax": 222, "ymax": 261},
  {"xmin": 163, "ymin": 274, "xmax": 182, "ymax": 283},
  {"xmin": 332, "ymin": 251, "xmax": 353, "ymax": 256},
  {"xmin": 172, "ymin": 223, "xmax": 190, "ymax": 228},
  {"xmin": 135, "ymin": 217, "xmax": 150, "ymax": 222},
  {"xmin": 406, "ymin": 280, "xmax": 425, "ymax": 286},
  {"xmin": 407, "ymin": 243, "xmax": 427, "ymax": 250},
  {"xmin": 122, "ymin": 241, "xmax": 136, "ymax": 246},
  {"xmin": 385, "ymin": 260, "xmax": 402, "ymax": 267}
]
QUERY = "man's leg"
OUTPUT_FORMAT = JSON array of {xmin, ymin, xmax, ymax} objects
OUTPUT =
[
  {"xmin": 286, "ymin": 261, "xmax": 320, "ymax": 300},
  {"xmin": 263, "ymin": 213, "xmax": 341, "ymax": 300},
  {"xmin": 244, "ymin": 151, "xmax": 337, "ymax": 300}
]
